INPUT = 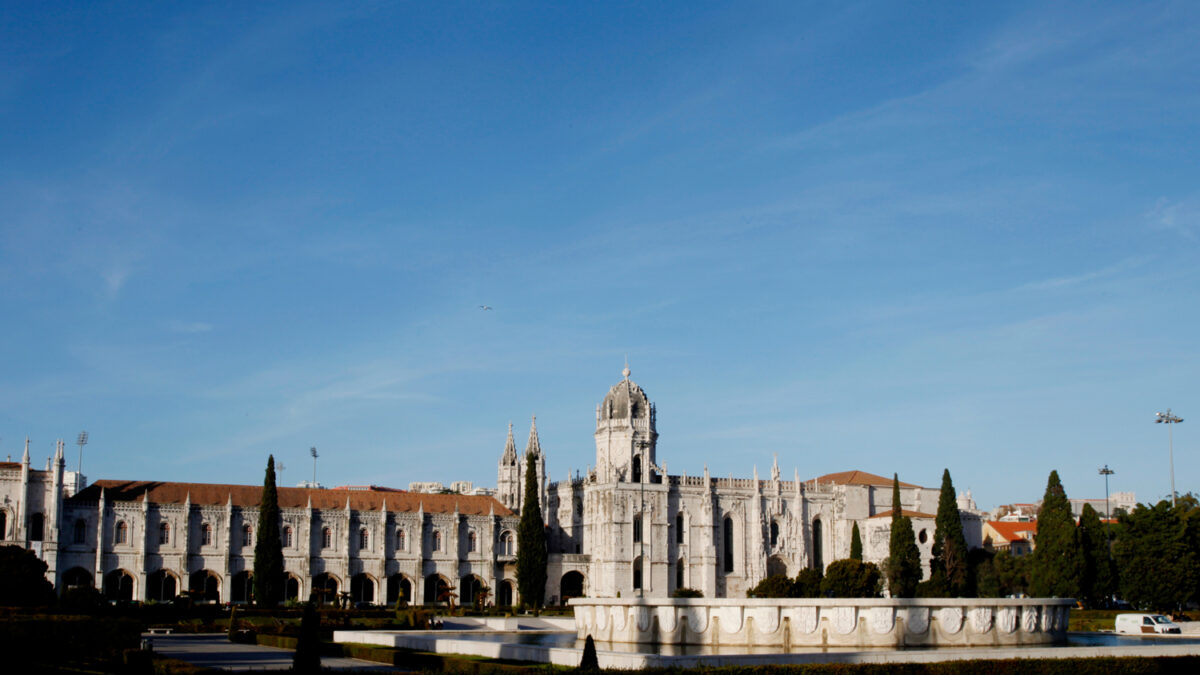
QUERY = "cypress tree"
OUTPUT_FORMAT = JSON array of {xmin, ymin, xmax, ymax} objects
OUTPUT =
[
  {"xmin": 849, "ymin": 522, "xmax": 863, "ymax": 561},
  {"xmin": 885, "ymin": 474, "xmax": 922, "ymax": 597},
  {"xmin": 931, "ymin": 468, "xmax": 969, "ymax": 596},
  {"xmin": 1029, "ymin": 470, "xmax": 1082, "ymax": 598},
  {"xmin": 253, "ymin": 455, "xmax": 284, "ymax": 607},
  {"xmin": 1078, "ymin": 503, "xmax": 1116, "ymax": 608},
  {"xmin": 292, "ymin": 602, "xmax": 321, "ymax": 673},
  {"xmin": 516, "ymin": 452, "xmax": 547, "ymax": 609}
]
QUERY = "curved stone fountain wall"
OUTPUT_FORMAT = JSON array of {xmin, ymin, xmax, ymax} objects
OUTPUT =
[{"xmin": 569, "ymin": 598, "xmax": 1073, "ymax": 647}]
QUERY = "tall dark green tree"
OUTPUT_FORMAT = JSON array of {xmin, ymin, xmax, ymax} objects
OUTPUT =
[
  {"xmin": 0, "ymin": 545, "xmax": 55, "ymax": 606},
  {"xmin": 516, "ymin": 452, "xmax": 547, "ymax": 609},
  {"xmin": 253, "ymin": 455, "xmax": 284, "ymax": 607},
  {"xmin": 1029, "ymin": 470, "xmax": 1082, "ymax": 598},
  {"xmin": 849, "ymin": 522, "xmax": 863, "ymax": 561},
  {"xmin": 1077, "ymin": 503, "xmax": 1116, "ymax": 608},
  {"xmin": 885, "ymin": 474, "xmax": 922, "ymax": 597},
  {"xmin": 1113, "ymin": 500, "xmax": 1196, "ymax": 611},
  {"xmin": 930, "ymin": 468, "xmax": 969, "ymax": 596}
]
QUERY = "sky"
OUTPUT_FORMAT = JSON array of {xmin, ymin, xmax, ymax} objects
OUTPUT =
[{"xmin": 2, "ymin": 1, "xmax": 1198, "ymax": 512}]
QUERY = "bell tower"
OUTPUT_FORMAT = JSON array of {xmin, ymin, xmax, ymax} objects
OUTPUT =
[{"xmin": 594, "ymin": 365, "xmax": 658, "ymax": 484}]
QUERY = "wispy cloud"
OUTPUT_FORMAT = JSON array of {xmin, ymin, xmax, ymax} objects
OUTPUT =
[
  {"xmin": 1146, "ymin": 197, "xmax": 1199, "ymax": 242},
  {"xmin": 166, "ymin": 320, "xmax": 213, "ymax": 334},
  {"xmin": 1012, "ymin": 257, "xmax": 1149, "ymax": 293}
]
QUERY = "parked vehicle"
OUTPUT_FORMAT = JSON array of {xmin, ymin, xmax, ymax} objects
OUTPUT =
[{"xmin": 1115, "ymin": 613, "xmax": 1182, "ymax": 635}]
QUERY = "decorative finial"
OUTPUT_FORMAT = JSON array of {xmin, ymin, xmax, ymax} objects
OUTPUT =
[{"xmin": 622, "ymin": 356, "xmax": 631, "ymax": 380}]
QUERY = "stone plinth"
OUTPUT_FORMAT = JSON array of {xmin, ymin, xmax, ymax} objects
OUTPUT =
[{"xmin": 569, "ymin": 597, "xmax": 1073, "ymax": 647}]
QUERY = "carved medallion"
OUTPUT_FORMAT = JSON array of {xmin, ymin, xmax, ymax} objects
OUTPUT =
[
  {"xmin": 938, "ymin": 607, "xmax": 964, "ymax": 634},
  {"xmin": 905, "ymin": 607, "xmax": 929, "ymax": 634},
  {"xmin": 656, "ymin": 606, "xmax": 678, "ymax": 632},
  {"xmin": 833, "ymin": 606, "xmax": 857, "ymax": 634},
  {"xmin": 998, "ymin": 607, "xmax": 1017, "ymax": 634},
  {"xmin": 1021, "ymin": 607, "xmax": 1039, "ymax": 633},
  {"xmin": 968, "ymin": 607, "xmax": 993, "ymax": 634},
  {"xmin": 870, "ymin": 607, "xmax": 894, "ymax": 634}
]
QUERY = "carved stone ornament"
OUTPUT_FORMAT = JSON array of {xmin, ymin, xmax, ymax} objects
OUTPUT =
[
  {"xmin": 870, "ymin": 607, "xmax": 895, "ymax": 634},
  {"xmin": 905, "ymin": 607, "xmax": 930, "ymax": 634},
  {"xmin": 968, "ymin": 607, "xmax": 993, "ymax": 633},
  {"xmin": 833, "ymin": 606, "xmax": 858, "ymax": 634},
  {"xmin": 793, "ymin": 606, "xmax": 819, "ymax": 634},
  {"xmin": 937, "ymin": 607, "xmax": 964, "ymax": 634},
  {"xmin": 1022, "ymin": 607, "xmax": 1039, "ymax": 633},
  {"xmin": 656, "ymin": 606, "xmax": 678, "ymax": 632},
  {"xmin": 998, "ymin": 607, "xmax": 1018, "ymax": 634},
  {"xmin": 747, "ymin": 607, "xmax": 779, "ymax": 634},
  {"xmin": 680, "ymin": 606, "xmax": 708, "ymax": 634}
]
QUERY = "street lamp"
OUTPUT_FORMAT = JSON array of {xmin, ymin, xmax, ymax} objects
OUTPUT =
[
  {"xmin": 310, "ymin": 446, "xmax": 319, "ymax": 486},
  {"xmin": 1098, "ymin": 465, "xmax": 1114, "ymax": 520},
  {"xmin": 1155, "ymin": 409, "xmax": 1184, "ymax": 507},
  {"xmin": 76, "ymin": 431, "xmax": 88, "ymax": 476}
]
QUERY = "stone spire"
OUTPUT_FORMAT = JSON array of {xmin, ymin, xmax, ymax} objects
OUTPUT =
[
  {"xmin": 501, "ymin": 422, "xmax": 517, "ymax": 465},
  {"xmin": 525, "ymin": 415, "xmax": 542, "ymax": 458}
]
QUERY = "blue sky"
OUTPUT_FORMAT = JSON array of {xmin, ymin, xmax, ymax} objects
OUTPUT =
[{"xmin": 2, "ymin": 2, "xmax": 1197, "ymax": 511}]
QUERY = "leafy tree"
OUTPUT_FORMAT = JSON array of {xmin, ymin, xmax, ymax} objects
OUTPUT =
[
  {"xmin": 1029, "ymin": 470, "xmax": 1082, "ymax": 598},
  {"xmin": 1077, "ymin": 503, "xmax": 1116, "ymax": 608},
  {"xmin": 793, "ymin": 568, "xmax": 823, "ymax": 598},
  {"xmin": 885, "ymin": 474, "xmax": 921, "ymax": 597},
  {"xmin": 748, "ymin": 574, "xmax": 795, "ymax": 598},
  {"xmin": 671, "ymin": 587, "xmax": 703, "ymax": 598},
  {"xmin": 849, "ymin": 522, "xmax": 862, "ymax": 561},
  {"xmin": 992, "ymin": 550, "xmax": 1030, "ymax": 597},
  {"xmin": 253, "ymin": 455, "xmax": 284, "ymax": 607},
  {"xmin": 820, "ymin": 559, "xmax": 881, "ymax": 597},
  {"xmin": 967, "ymin": 548, "xmax": 999, "ymax": 598},
  {"xmin": 516, "ymin": 452, "xmax": 547, "ymax": 609},
  {"xmin": 930, "ymin": 469, "xmax": 968, "ymax": 596},
  {"xmin": 1113, "ymin": 500, "xmax": 1197, "ymax": 611},
  {"xmin": 0, "ymin": 545, "xmax": 55, "ymax": 606},
  {"xmin": 292, "ymin": 602, "xmax": 321, "ymax": 673}
]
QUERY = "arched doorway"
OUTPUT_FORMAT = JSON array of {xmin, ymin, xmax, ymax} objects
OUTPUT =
[
  {"xmin": 147, "ymin": 570, "xmax": 178, "ymax": 602},
  {"xmin": 497, "ymin": 579, "xmax": 515, "ymax": 607},
  {"xmin": 104, "ymin": 569, "xmax": 134, "ymax": 601},
  {"xmin": 767, "ymin": 555, "xmax": 788, "ymax": 578},
  {"xmin": 285, "ymin": 574, "xmax": 301, "ymax": 602},
  {"xmin": 386, "ymin": 574, "xmax": 412, "ymax": 606},
  {"xmin": 351, "ymin": 574, "xmax": 376, "ymax": 604},
  {"xmin": 231, "ymin": 571, "xmax": 253, "ymax": 604},
  {"xmin": 560, "ymin": 571, "xmax": 584, "ymax": 601},
  {"xmin": 424, "ymin": 574, "xmax": 451, "ymax": 606},
  {"xmin": 62, "ymin": 567, "xmax": 93, "ymax": 590},
  {"xmin": 459, "ymin": 575, "xmax": 484, "ymax": 607},
  {"xmin": 312, "ymin": 573, "xmax": 339, "ymax": 605},
  {"xmin": 189, "ymin": 570, "xmax": 220, "ymax": 603}
]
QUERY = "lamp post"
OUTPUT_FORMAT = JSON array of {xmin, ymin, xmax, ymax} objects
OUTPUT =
[
  {"xmin": 1155, "ymin": 410, "xmax": 1184, "ymax": 507},
  {"xmin": 1098, "ymin": 465, "xmax": 1114, "ymax": 520},
  {"xmin": 76, "ymin": 431, "xmax": 88, "ymax": 476},
  {"xmin": 310, "ymin": 446, "xmax": 319, "ymax": 486}
]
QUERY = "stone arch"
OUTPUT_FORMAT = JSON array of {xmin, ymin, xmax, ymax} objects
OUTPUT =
[
  {"xmin": 460, "ymin": 574, "xmax": 485, "ymax": 607},
  {"xmin": 189, "ymin": 570, "xmax": 221, "ymax": 602},
  {"xmin": 767, "ymin": 554, "xmax": 788, "ymax": 577},
  {"xmin": 497, "ymin": 578, "xmax": 515, "ymax": 607},
  {"xmin": 147, "ymin": 569, "xmax": 179, "ymax": 602},
  {"xmin": 676, "ymin": 557, "xmax": 685, "ymax": 590},
  {"xmin": 104, "ymin": 569, "xmax": 135, "ymax": 601},
  {"xmin": 62, "ymin": 567, "xmax": 93, "ymax": 590},
  {"xmin": 770, "ymin": 519, "xmax": 780, "ymax": 547},
  {"xmin": 498, "ymin": 530, "xmax": 515, "ymax": 556},
  {"xmin": 632, "ymin": 555, "xmax": 644, "ymax": 590},
  {"xmin": 812, "ymin": 518, "xmax": 824, "ymax": 570},
  {"xmin": 74, "ymin": 518, "xmax": 88, "ymax": 545},
  {"xmin": 351, "ymin": 573, "xmax": 376, "ymax": 604},
  {"xmin": 284, "ymin": 573, "xmax": 301, "ymax": 601},
  {"xmin": 312, "ymin": 573, "xmax": 340, "ymax": 605},
  {"xmin": 424, "ymin": 573, "xmax": 452, "ymax": 606},
  {"xmin": 114, "ymin": 520, "xmax": 128, "ymax": 545},
  {"xmin": 560, "ymin": 570, "xmax": 585, "ymax": 601},
  {"xmin": 231, "ymin": 570, "xmax": 253, "ymax": 603},
  {"xmin": 675, "ymin": 511, "xmax": 685, "ymax": 543},
  {"xmin": 631, "ymin": 454, "xmax": 642, "ymax": 483},
  {"xmin": 722, "ymin": 516, "xmax": 735, "ymax": 573},
  {"xmin": 386, "ymin": 573, "xmax": 412, "ymax": 606},
  {"xmin": 29, "ymin": 512, "xmax": 44, "ymax": 541}
]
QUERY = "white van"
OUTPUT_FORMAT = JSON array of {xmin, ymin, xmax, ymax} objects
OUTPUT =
[{"xmin": 1115, "ymin": 613, "xmax": 1182, "ymax": 635}]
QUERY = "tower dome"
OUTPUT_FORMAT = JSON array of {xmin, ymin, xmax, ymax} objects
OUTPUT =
[{"xmin": 600, "ymin": 366, "xmax": 652, "ymax": 420}]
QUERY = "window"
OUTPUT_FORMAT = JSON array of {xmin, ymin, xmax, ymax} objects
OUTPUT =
[
  {"xmin": 676, "ymin": 558, "xmax": 685, "ymax": 590},
  {"xmin": 321, "ymin": 527, "xmax": 332, "ymax": 549},
  {"xmin": 0, "ymin": 511, "xmax": 6, "ymax": 539},
  {"xmin": 115, "ymin": 521, "xmax": 128, "ymax": 545},
  {"xmin": 633, "ymin": 515, "xmax": 642, "ymax": 543},
  {"xmin": 468, "ymin": 531, "xmax": 477, "ymax": 552},
  {"xmin": 159, "ymin": 522, "xmax": 170, "ymax": 545},
  {"xmin": 30, "ymin": 513, "xmax": 44, "ymax": 541},
  {"xmin": 396, "ymin": 529, "xmax": 405, "ymax": 551},
  {"xmin": 243, "ymin": 524, "xmax": 253, "ymax": 546},
  {"xmin": 812, "ymin": 518, "xmax": 823, "ymax": 570},
  {"xmin": 75, "ymin": 519, "xmax": 87, "ymax": 545},
  {"xmin": 283, "ymin": 526, "xmax": 293, "ymax": 548},
  {"xmin": 201, "ymin": 523, "xmax": 212, "ymax": 546},
  {"xmin": 770, "ymin": 520, "xmax": 779, "ymax": 547},
  {"xmin": 499, "ymin": 531, "xmax": 514, "ymax": 556},
  {"xmin": 359, "ymin": 527, "xmax": 369, "ymax": 549},
  {"xmin": 631, "ymin": 454, "xmax": 642, "ymax": 483},
  {"xmin": 675, "ymin": 513, "xmax": 684, "ymax": 543},
  {"xmin": 722, "ymin": 517, "xmax": 734, "ymax": 573},
  {"xmin": 433, "ymin": 530, "xmax": 442, "ymax": 552},
  {"xmin": 633, "ymin": 557, "xmax": 643, "ymax": 590}
]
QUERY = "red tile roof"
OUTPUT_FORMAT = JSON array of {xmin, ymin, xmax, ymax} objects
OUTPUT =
[
  {"xmin": 813, "ymin": 470, "xmax": 921, "ymax": 489},
  {"xmin": 985, "ymin": 521, "xmax": 1038, "ymax": 543},
  {"xmin": 0, "ymin": 462, "xmax": 22, "ymax": 470},
  {"xmin": 69, "ymin": 480, "xmax": 512, "ymax": 516},
  {"xmin": 868, "ymin": 509, "xmax": 936, "ymax": 519}
]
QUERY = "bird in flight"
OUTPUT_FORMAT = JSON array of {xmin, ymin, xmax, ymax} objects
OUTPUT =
[{"xmin": 479, "ymin": 305, "xmax": 493, "ymax": 311}]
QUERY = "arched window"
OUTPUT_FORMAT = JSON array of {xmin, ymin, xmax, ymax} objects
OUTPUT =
[
  {"xmin": 812, "ymin": 518, "xmax": 823, "ymax": 570},
  {"xmin": 396, "ymin": 529, "xmax": 406, "ymax": 551},
  {"xmin": 321, "ymin": 527, "xmax": 332, "ymax": 549},
  {"xmin": 359, "ymin": 527, "xmax": 369, "ymax": 549},
  {"xmin": 633, "ymin": 514, "xmax": 642, "ymax": 543},
  {"xmin": 633, "ymin": 556, "xmax": 643, "ymax": 589},
  {"xmin": 30, "ymin": 513, "xmax": 44, "ymax": 541},
  {"xmin": 433, "ymin": 530, "xmax": 442, "ymax": 552},
  {"xmin": 499, "ymin": 531, "xmax": 514, "ymax": 556},
  {"xmin": 243, "ymin": 524, "xmax": 253, "ymax": 546},
  {"xmin": 115, "ymin": 521, "xmax": 128, "ymax": 545},
  {"xmin": 676, "ymin": 557, "xmax": 685, "ymax": 590},
  {"xmin": 468, "ymin": 531, "xmax": 477, "ymax": 552},
  {"xmin": 159, "ymin": 522, "xmax": 170, "ymax": 545},
  {"xmin": 201, "ymin": 523, "xmax": 212, "ymax": 546},
  {"xmin": 75, "ymin": 519, "xmax": 88, "ymax": 545},
  {"xmin": 631, "ymin": 454, "xmax": 642, "ymax": 483},
  {"xmin": 675, "ymin": 512, "xmax": 684, "ymax": 543},
  {"xmin": 770, "ymin": 520, "xmax": 779, "ymax": 547},
  {"xmin": 722, "ymin": 517, "xmax": 734, "ymax": 573},
  {"xmin": 283, "ymin": 526, "xmax": 293, "ymax": 548}
]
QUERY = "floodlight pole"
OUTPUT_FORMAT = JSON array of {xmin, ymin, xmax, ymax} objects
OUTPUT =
[
  {"xmin": 1155, "ymin": 410, "xmax": 1184, "ymax": 507},
  {"xmin": 310, "ymin": 446, "xmax": 319, "ymax": 486},
  {"xmin": 1098, "ymin": 465, "xmax": 1114, "ymax": 520},
  {"xmin": 76, "ymin": 431, "xmax": 88, "ymax": 476}
]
